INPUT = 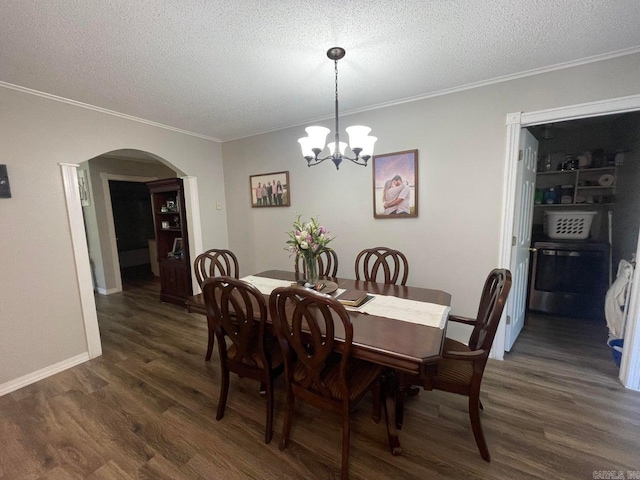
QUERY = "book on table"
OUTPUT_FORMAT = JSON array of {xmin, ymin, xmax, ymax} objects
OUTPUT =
[{"xmin": 337, "ymin": 289, "xmax": 370, "ymax": 307}]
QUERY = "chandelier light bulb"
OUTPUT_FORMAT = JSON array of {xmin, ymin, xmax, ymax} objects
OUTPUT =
[
  {"xmin": 345, "ymin": 125, "xmax": 371, "ymax": 150},
  {"xmin": 304, "ymin": 126, "xmax": 330, "ymax": 152},
  {"xmin": 298, "ymin": 137, "xmax": 315, "ymax": 159},
  {"xmin": 360, "ymin": 136, "xmax": 378, "ymax": 158}
]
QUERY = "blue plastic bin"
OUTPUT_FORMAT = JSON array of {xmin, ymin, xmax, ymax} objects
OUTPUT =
[{"xmin": 608, "ymin": 338, "xmax": 624, "ymax": 367}]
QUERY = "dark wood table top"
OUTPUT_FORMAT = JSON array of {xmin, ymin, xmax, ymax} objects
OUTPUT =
[{"xmin": 187, "ymin": 270, "xmax": 451, "ymax": 375}]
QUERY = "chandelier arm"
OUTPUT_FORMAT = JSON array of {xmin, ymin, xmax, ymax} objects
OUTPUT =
[
  {"xmin": 345, "ymin": 156, "xmax": 369, "ymax": 166},
  {"xmin": 306, "ymin": 154, "xmax": 367, "ymax": 169}
]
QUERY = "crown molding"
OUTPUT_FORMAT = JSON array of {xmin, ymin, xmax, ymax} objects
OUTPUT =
[
  {"xmin": 226, "ymin": 46, "xmax": 640, "ymax": 142},
  {"xmin": 4, "ymin": 45, "xmax": 640, "ymax": 144},
  {"xmin": 0, "ymin": 81, "xmax": 221, "ymax": 143}
]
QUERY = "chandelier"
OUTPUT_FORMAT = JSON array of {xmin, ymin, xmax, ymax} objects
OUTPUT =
[{"xmin": 298, "ymin": 47, "xmax": 377, "ymax": 170}]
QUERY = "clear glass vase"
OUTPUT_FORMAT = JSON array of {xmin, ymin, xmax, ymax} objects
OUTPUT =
[{"xmin": 304, "ymin": 255, "xmax": 319, "ymax": 285}]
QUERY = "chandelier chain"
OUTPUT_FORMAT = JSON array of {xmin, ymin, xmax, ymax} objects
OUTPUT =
[{"xmin": 335, "ymin": 59, "xmax": 339, "ymax": 104}]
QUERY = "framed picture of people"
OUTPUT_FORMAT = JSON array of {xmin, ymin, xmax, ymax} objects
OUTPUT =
[
  {"xmin": 372, "ymin": 150, "xmax": 418, "ymax": 219},
  {"xmin": 250, "ymin": 171, "xmax": 290, "ymax": 207}
]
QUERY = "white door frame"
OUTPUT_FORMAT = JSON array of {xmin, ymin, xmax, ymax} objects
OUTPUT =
[
  {"xmin": 496, "ymin": 93, "xmax": 640, "ymax": 390},
  {"xmin": 100, "ymin": 173, "xmax": 158, "ymax": 294},
  {"xmin": 60, "ymin": 163, "xmax": 102, "ymax": 357}
]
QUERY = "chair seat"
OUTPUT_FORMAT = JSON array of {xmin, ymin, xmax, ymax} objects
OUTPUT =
[
  {"xmin": 228, "ymin": 334, "xmax": 284, "ymax": 370},
  {"xmin": 293, "ymin": 353, "xmax": 383, "ymax": 401},
  {"xmin": 433, "ymin": 338, "xmax": 473, "ymax": 387}
]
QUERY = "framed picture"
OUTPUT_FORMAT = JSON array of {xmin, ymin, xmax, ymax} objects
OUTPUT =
[
  {"xmin": 172, "ymin": 237, "xmax": 183, "ymax": 254},
  {"xmin": 250, "ymin": 171, "xmax": 290, "ymax": 207},
  {"xmin": 372, "ymin": 150, "xmax": 418, "ymax": 218}
]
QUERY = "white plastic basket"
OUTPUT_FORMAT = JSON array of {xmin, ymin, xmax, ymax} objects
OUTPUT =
[{"xmin": 544, "ymin": 211, "xmax": 596, "ymax": 239}]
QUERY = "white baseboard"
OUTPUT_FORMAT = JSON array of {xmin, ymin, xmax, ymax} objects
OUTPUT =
[
  {"xmin": 0, "ymin": 352, "xmax": 91, "ymax": 396},
  {"xmin": 96, "ymin": 287, "xmax": 120, "ymax": 295}
]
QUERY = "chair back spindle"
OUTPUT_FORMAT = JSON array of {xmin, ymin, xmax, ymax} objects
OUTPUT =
[
  {"xmin": 194, "ymin": 249, "xmax": 239, "ymax": 287},
  {"xmin": 355, "ymin": 247, "xmax": 408, "ymax": 286}
]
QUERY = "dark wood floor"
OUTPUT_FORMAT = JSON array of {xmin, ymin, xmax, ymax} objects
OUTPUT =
[{"xmin": 2, "ymin": 278, "xmax": 639, "ymax": 479}]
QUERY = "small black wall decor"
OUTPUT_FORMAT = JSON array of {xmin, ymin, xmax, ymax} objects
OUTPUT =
[{"xmin": 0, "ymin": 165, "xmax": 11, "ymax": 198}]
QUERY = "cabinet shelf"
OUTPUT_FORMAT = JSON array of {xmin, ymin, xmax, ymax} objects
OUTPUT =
[
  {"xmin": 576, "ymin": 186, "xmax": 615, "ymax": 191},
  {"xmin": 536, "ymin": 166, "xmax": 616, "ymax": 208},
  {"xmin": 534, "ymin": 203, "xmax": 613, "ymax": 207},
  {"xmin": 536, "ymin": 166, "xmax": 615, "ymax": 176}
]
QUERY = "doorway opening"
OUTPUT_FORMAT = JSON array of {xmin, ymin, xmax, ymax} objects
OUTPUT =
[
  {"xmin": 108, "ymin": 180, "xmax": 156, "ymax": 286},
  {"xmin": 519, "ymin": 113, "xmax": 639, "ymax": 379},
  {"xmin": 499, "ymin": 94, "xmax": 640, "ymax": 390}
]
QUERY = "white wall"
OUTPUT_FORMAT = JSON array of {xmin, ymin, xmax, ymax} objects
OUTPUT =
[
  {"xmin": 0, "ymin": 87, "xmax": 226, "ymax": 387},
  {"xmin": 222, "ymin": 53, "xmax": 640, "ymax": 343}
]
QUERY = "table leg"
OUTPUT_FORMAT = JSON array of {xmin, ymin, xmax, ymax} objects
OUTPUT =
[
  {"xmin": 395, "ymin": 381, "xmax": 420, "ymax": 430},
  {"xmin": 382, "ymin": 371, "xmax": 402, "ymax": 456}
]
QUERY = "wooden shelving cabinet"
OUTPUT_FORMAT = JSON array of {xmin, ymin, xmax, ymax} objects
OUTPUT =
[{"xmin": 147, "ymin": 178, "xmax": 192, "ymax": 306}]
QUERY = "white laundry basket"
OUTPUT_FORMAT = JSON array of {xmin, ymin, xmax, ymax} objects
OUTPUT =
[{"xmin": 544, "ymin": 211, "xmax": 596, "ymax": 240}]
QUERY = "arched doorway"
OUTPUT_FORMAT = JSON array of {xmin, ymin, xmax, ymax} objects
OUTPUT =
[{"xmin": 60, "ymin": 149, "xmax": 203, "ymax": 359}]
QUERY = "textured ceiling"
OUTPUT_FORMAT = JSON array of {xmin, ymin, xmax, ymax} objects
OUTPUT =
[{"xmin": 2, "ymin": 1, "xmax": 640, "ymax": 141}]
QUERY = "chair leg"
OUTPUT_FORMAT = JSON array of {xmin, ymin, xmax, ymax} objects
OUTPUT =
[
  {"xmin": 216, "ymin": 366, "xmax": 229, "ymax": 421},
  {"xmin": 479, "ymin": 398, "xmax": 484, "ymax": 410},
  {"xmin": 205, "ymin": 324, "xmax": 215, "ymax": 361},
  {"xmin": 264, "ymin": 377, "xmax": 274, "ymax": 444},
  {"xmin": 371, "ymin": 377, "xmax": 381, "ymax": 423},
  {"xmin": 280, "ymin": 387, "xmax": 295, "ymax": 451},
  {"xmin": 407, "ymin": 385, "xmax": 421, "ymax": 397},
  {"xmin": 341, "ymin": 406, "xmax": 351, "ymax": 480},
  {"xmin": 395, "ymin": 384, "xmax": 406, "ymax": 430},
  {"xmin": 469, "ymin": 392, "xmax": 490, "ymax": 462}
]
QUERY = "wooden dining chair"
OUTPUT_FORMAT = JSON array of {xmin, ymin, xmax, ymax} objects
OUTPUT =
[
  {"xmin": 397, "ymin": 268, "xmax": 512, "ymax": 461},
  {"xmin": 194, "ymin": 248, "xmax": 239, "ymax": 286},
  {"xmin": 194, "ymin": 249, "xmax": 239, "ymax": 360},
  {"xmin": 269, "ymin": 286, "xmax": 383, "ymax": 480},
  {"xmin": 354, "ymin": 247, "xmax": 409, "ymax": 286},
  {"xmin": 202, "ymin": 276, "xmax": 283, "ymax": 444},
  {"xmin": 294, "ymin": 248, "xmax": 339, "ymax": 278}
]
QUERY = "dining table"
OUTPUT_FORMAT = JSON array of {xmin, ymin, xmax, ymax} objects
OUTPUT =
[{"xmin": 186, "ymin": 269, "xmax": 452, "ymax": 455}]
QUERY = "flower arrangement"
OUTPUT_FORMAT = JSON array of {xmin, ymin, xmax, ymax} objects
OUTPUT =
[
  {"xmin": 285, "ymin": 215, "xmax": 333, "ymax": 284},
  {"xmin": 285, "ymin": 215, "xmax": 333, "ymax": 259}
]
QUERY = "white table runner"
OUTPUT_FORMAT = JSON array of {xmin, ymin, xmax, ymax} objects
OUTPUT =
[
  {"xmin": 334, "ymin": 288, "xmax": 449, "ymax": 329},
  {"xmin": 244, "ymin": 279, "xmax": 449, "ymax": 329},
  {"xmin": 240, "ymin": 275, "xmax": 293, "ymax": 295}
]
